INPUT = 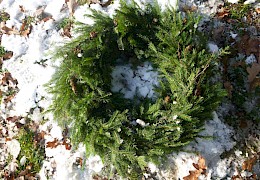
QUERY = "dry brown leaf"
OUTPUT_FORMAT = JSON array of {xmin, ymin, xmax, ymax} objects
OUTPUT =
[
  {"xmin": 92, "ymin": 174, "xmax": 108, "ymax": 180},
  {"xmin": 101, "ymin": 0, "xmax": 114, "ymax": 7},
  {"xmin": 67, "ymin": 0, "xmax": 76, "ymax": 16},
  {"xmin": 19, "ymin": 19, "xmax": 32, "ymax": 37},
  {"xmin": 250, "ymin": 77, "xmax": 260, "ymax": 91},
  {"xmin": 1, "ymin": 25, "xmax": 19, "ymax": 35},
  {"xmin": 216, "ymin": 7, "xmax": 229, "ymax": 18},
  {"xmin": 19, "ymin": 5, "xmax": 26, "ymax": 12},
  {"xmin": 224, "ymin": 81, "xmax": 233, "ymax": 98},
  {"xmin": 5, "ymin": 137, "xmax": 12, "ymax": 141},
  {"xmin": 237, "ymin": 35, "xmax": 259, "ymax": 61},
  {"xmin": 76, "ymin": 157, "xmax": 83, "ymax": 167},
  {"xmin": 239, "ymin": 120, "xmax": 248, "ymax": 128},
  {"xmin": 20, "ymin": 27, "xmax": 31, "ymax": 37},
  {"xmin": 183, "ymin": 157, "xmax": 207, "ymax": 180},
  {"xmin": 34, "ymin": 131, "xmax": 46, "ymax": 144},
  {"xmin": 183, "ymin": 170, "xmax": 200, "ymax": 180},
  {"xmin": 62, "ymin": 26, "xmax": 72, "ymax": 38},
  {"xmin": 62, "ymin": 139, "xmax": 72, "ymax": 150},
  {"xmin": 164, "ymin": 95, "xmax": 170, "ymax": 104},
  {"xmin": 256, "ymin": 8, "xmax": 260, "ymax": 14},
  {"xmin": 247, "ymin": 62, "xmax": 260, "ymax": 82},
  {"xmin": 6, "ymin": 116, "xmax": 21, "ymax": 122},
  {"xmin": 18, "ymin": 169, "xmax": 29, "ymax": 177},
  {"xmin": 4, "ymin": 94, "xmax": 16, "ymax": 103},
  {"xmin": 70, "ymin": 76, "xmax": 77, "ymax": 94},
  {"xmin": 242, "ymin": 156, "xmax": 257, "ymax": 172},
  {"xmin": 46, "ymin": 138, "xmax": 59, "ymax": 148},
  {"xmin": 1, "ymin": 72, "xmax": 18, "ymax": 86},
  {"xmin": 232, "ymin": 61, "xmax": 246, "ymax": 68},
  {"xmin": 15, "ymin": 122, "xmax": 24, "ymax": 128},
  {"xmin": 41, "ymin": 16, "xmax": 53, "ymax": 22},
  {"xmin": 3, "ymin": 51, "xmax": 13, "ymax": 60},
  {"xmin": 182, "ymin": 5, "xmax": 198, "ymax": 13}
]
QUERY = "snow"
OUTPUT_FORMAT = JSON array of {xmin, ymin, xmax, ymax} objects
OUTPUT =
[
  {"xmin": 111, "ymin": 61, "xmax": 159, "ymax": 99},
  {"xmin": 227, "ymin": 0, "xmax": 239, "ymax": 4},
  {"xmin": 245, "ymin": 54, "xmax": 257, "ymax": 64},
  {"xmin": 1, "ymin": 0, "xmax": 259, "ymax": 179},
  {"xmin": 207, "ymin": 42, "xmax": 219, "ymax": 54},
  {"xmin": 6, "ymin": 139, "xmax": 20, "ymax": 159}
]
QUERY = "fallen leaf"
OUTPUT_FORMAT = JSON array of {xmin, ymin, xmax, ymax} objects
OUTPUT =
[
  {"xmin": 250, "ymin": 77, "xmax": 260, "ymax": 91},
  {"xmin": 0, "ymin": 57, "xmax": 3, "ymax": 68},
  {"xmin": 62, "ymin": 139, "xmax": 72, "ymax": 150},
  {"xmin": 1, "ymin": 24, "xmax": 19, "ymax": 35},
  {"xmin": 164, "ymin": 95, "xmax": 170, "ymax": 104},
  {"xmin": 76, "ymin": 157, "xmax": 83, "ymax": 167},
  {"xmin": 3, "ymin": 51, "xmax": 13, "ymax": 60},
  {"xmin": 247, "ymin": 62, "xmax": 260, "ymax": 82},
  {"xmin": 41, "ymin": 16, "xmax": 53, "ymax": 22},
  {"xmin": 19, "ymin": 5, "xmax": 26, "ymax": 12},
  {"xmin": 20, "ymin": 19, "xmax": 32, "ymax": 37},
  {"xmin": 183, "ymin": 170, "xmax": 200, "ymax": 180},
  {"xmin": 18, "ymin": 169, "xmax": 29, "ymax": 177},
  {"xmin": 6, "ymin": 116, "xmax": 21, "ymax": 122},
  {"xmin": 5, "ymin": 137, "xmax": 12, "ymax": 141},
  {"xmin": 239, "ymin": 120, "xmax": 248, "ymax": 128},
  {"xmin": 242, "ymin": 156, "xmax": 257, "ymax": 172},
  {"xmin": 70, "ymin": 76, "xmax": 77, "ymax": 94},
  {"xmin": 34, "ymin": 131, "xmax": 46, "ymax": 145},
  {"xmin": 101, "ymin": 0, "xmax": 114, "ymax": 7},
  {"xmin": 67, "ymin": 0, "xmax": 76, "ymax": 16},
  {"xmin": 216, "ymin": 7, "xmax": 229, "ymax": 19},
  {"xmin": 237, "ymin": 35, "xmax": 259, "ymax": 61},
  {"xmin": 92, "ymin": 174, "xmax": 108, "ymax": 180},
  {"xmin": 183, "ymin": 156, "xmax": 207, "ymax": 180},
  {"xmin": 224, "ymin": 81, "xmax": 233, "ymax": 98},
  {"xmin": 232, "ymin": 61, "xmax": 246, "ymax": 68},
  {"xmin": 15, "ymin": 122, "xmax": 24, "ymax": 128},
  {"xmin": 256, "ymin": 8, "xmax": 260, "ymax": 14},
  {"xmin": 46, "ymin": 138, "xmax": 59, "ymax": 148},
  {"xmin": 20, "ymin": 27, "xmax": 31, "ymax": 37},
  {"xmin": 4, "ymin": 94, "xmax": 16, "ymax": 104},
  {"xmin": 0, "ymin": 72, "xmax": 18, "ymax": 86}
]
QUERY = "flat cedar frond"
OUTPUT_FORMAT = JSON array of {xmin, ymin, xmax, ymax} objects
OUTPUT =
[{"xmin": 47, "ymin": 0, "xmax": 227, "ymax": 178}]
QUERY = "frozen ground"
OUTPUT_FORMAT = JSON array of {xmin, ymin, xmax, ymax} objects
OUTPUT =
[{"xmin": 0, "ymin": 0, "xmax": 259, "ymax": 179}]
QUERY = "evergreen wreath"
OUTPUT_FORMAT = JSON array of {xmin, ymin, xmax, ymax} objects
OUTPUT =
[{"xmin": 48, "ymin": 0, "xmax": 227, "ymax": 178}]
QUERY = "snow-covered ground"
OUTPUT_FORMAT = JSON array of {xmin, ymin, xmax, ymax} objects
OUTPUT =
[{"xmin": 0, "ymin": 0, "xmax": 259, "ymax": 179}]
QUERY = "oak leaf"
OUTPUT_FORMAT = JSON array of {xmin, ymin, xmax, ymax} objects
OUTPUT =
[
  {"xmin": 242, "ymin": 156, "xmax": 257, "ymax": 172},
  {"xmin": 247, "ymin": 62, "xmax": 260, "ymax": 82},
  {"xmin": 46, "ymin": 138, "xmax": 59, "ymax": 148},
  {"xmin": 183, "ymin": 156, "xmax": 207, "ymax": 180}
]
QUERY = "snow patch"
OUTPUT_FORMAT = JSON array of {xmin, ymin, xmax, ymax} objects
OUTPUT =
[
  {"xmin": 111, "ymin": 61, "xmax": 159, "ymax": 99},
  {"xmin": 6, "ymin": 139, "xmax": 20, "ymax": 159}
]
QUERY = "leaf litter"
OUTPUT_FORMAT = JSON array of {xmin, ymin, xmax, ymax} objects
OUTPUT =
[{"xmin": 0, "ymin": 0, "xmax": 260, "ymax": 179}]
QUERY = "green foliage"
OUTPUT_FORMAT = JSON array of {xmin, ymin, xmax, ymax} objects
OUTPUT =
[
  {"xmin": 0, "ymin": 10, "xmax": 10, "ymax": 22},
  {"xmin": 57, "ymin": 17, "xmax": 74, "ymax": 30},
  {"xmin": 48, "ymin": 0, "xmax": 227, "ymax": 178},
  {"xmin": 16, "ymin": 128, "xmax": 45, "ymax": 176},
  {"xmin": 0, "ymin": 46, "xmax": 5, "ymax": 57}
]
